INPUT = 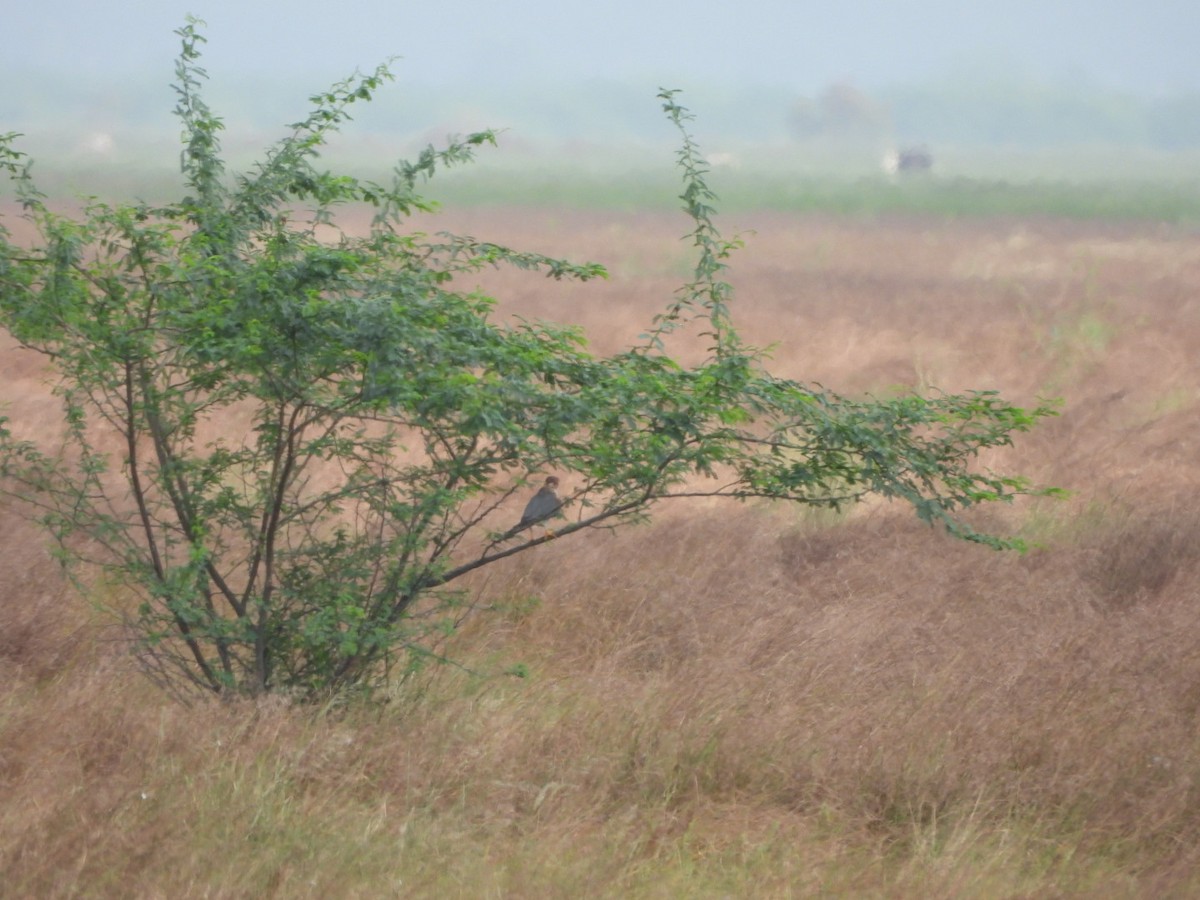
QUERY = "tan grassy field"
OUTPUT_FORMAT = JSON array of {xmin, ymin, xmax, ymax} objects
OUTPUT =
[{"xmin": 3, "ymin": 205, "xmax": 1200, "ymax": 897}]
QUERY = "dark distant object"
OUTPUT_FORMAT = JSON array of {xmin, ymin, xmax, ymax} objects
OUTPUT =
[
  {"xmin": 881, "ymin": 146, "xmax": 933, "ymax": 176},
  {"xmin": 896, "ymin": 146, "xmax": 933, "ymax": 173}
]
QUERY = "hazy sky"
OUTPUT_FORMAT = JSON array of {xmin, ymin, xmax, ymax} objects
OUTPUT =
[{"xmin": 6, "ymin": 0, "xmax": 1199, "ymax": 95}]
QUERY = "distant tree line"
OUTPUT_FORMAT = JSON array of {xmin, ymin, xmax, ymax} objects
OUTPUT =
[{"xmin": 788, "ymin": 79, "xmax": 1200, "ymax": 150}]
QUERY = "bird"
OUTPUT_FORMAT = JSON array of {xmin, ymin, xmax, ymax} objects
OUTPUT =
[{"xmin": 502, "ymin": 476, "xmax": 562, "ymax": 539}]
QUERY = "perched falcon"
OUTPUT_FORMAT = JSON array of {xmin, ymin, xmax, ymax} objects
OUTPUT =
[{"xmin": 504, "ymin": 476, "xmax": 562, "ymax": 538}]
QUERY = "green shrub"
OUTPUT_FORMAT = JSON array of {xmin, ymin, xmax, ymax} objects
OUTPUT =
[{"xmin": 0, "ymin": 20, "xmax": 1058, "ymax": 700}]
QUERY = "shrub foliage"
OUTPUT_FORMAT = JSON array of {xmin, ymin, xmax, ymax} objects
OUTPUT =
[{"xmin": 0, "ymin": 22, "xmax": 1057, "ymax": 699}]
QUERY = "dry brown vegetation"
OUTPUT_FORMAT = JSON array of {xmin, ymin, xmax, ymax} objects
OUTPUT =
[{"xmin": 3, "ymin": 206, "xmax": 1200, "ymax": 897}]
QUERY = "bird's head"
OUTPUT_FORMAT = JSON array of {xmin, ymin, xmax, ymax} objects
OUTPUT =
[{"xmin": 543, "ymin": 476, "xmax": 560, "ymax": 489}]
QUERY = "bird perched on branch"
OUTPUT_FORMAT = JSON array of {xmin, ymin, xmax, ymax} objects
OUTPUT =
[{"xmin": 502, "ymin": 476, "xmax": 562, "ymax": 539}]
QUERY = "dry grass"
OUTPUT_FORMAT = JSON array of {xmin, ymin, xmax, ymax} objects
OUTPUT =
[{"xmin": 4, "ymin": 207, "xmax": 1200, "ymax": 897}]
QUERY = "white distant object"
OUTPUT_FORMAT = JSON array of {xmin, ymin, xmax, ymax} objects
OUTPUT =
[{"xmin": 708, "ymin": 151, "xmax": 740, "ymax": 169}]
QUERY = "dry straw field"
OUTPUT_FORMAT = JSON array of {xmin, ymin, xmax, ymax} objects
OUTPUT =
[{"xmin": 4, "ymin": 204, "xmax": 1200, "ymax": 897}]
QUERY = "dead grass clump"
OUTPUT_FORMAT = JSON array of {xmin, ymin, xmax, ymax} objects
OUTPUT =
[
  {"xmin": 1078, "ymin": 500, "xmax": 1200, "ymax": 607},
  {"xmin": 0, "ymin": 509, "xmax": 82, "ymax": 683}
]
